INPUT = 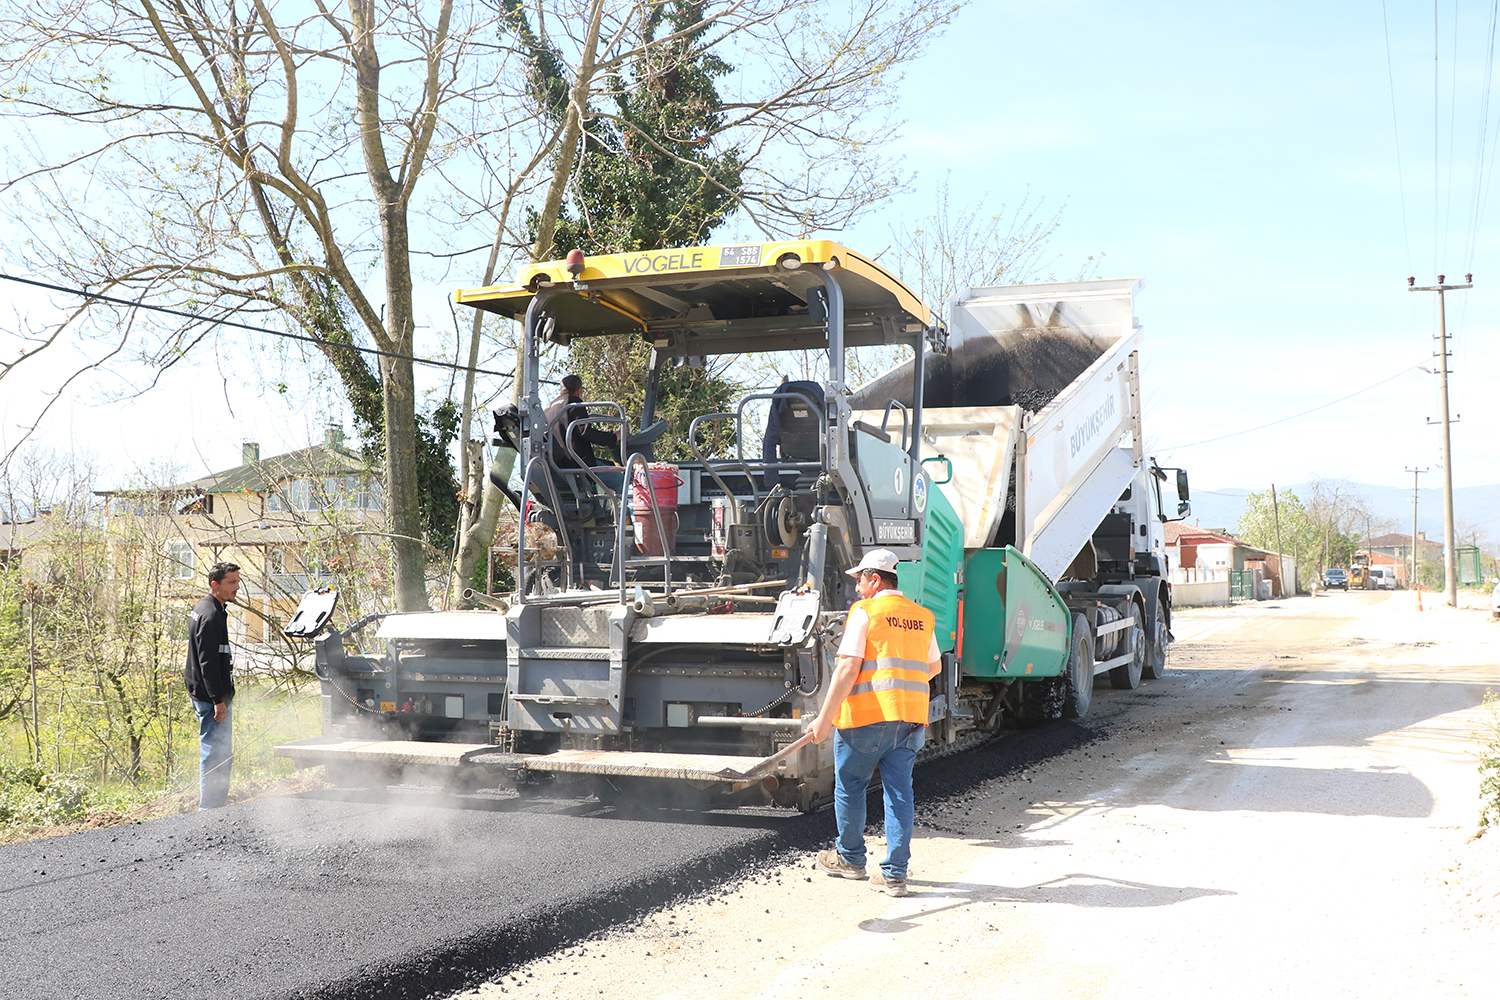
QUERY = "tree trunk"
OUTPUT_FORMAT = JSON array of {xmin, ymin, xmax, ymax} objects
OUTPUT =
[
  {"xmin": 380, "ymin": 353, "xmax": 427, "ymax": 610},
  {"xmin": 352, "ymin": 0, "xmax": 432, "ymax": 612},
  {"xmin": 375, "ymin": 206, "xmax": 428, "ymax": 610},
  {"xmin": 453, "ymin": 444, "xmax": 518, "ymax": 603}
]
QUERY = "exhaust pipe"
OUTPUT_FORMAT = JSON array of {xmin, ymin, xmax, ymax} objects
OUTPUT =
[
  {"xmin": 462, "ymin": 588, "xmax": 510, "ymax": 612},
  {"xmin": 664, "ymin": 593, "xmax": 709, "ymax": 612}
]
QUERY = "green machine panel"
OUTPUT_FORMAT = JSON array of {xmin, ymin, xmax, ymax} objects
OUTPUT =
[
  {"xmin": 896, "ymin": 467, "xmax": 963, "ymax": 652},
  {"xmin": 960, "ymin": 547, "xmax": 1071, "ymax": 679}
]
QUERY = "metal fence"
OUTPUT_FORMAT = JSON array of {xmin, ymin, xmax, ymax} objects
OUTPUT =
[{"xmin": 1230, "ymin": 568, "xmax": 1255, "ymax": 602}]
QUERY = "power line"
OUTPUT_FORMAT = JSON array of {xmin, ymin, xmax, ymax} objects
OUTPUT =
[
  {"xmin": 1443, "ymin": 0, "xmax": 1461, "ymax": 267},
  {"xmin": 1383, "ymin": 0, "xmax": 1416, "ymax": 274},
  {"xmin": 1157, "ymin": 364, "xmax": 1422, "ymax": 452},
  {"xmin": 1462, "ymin": 0, "xmax": 1500, "ymax": 270},
  {"xmin": 0, "ymin": 273, "xmax": 515, "ymax": 381}
]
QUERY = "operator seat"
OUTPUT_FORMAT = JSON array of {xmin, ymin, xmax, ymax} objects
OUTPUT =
[{"xmin": 762, "ymin": 379, "xmax": 824, "ymax": 490}]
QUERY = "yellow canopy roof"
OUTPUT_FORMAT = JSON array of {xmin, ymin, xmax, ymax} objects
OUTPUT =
[{"xmin": 454, "ymin": 239, "xmax": 932, "ymax": 356}]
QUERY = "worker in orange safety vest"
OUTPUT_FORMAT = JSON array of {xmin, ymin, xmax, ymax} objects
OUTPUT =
[{"xmin": 809, "ymin": 548, "xmax": 941, "ymax": 898}]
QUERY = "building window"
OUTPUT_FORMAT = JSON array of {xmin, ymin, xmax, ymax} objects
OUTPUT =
[
  {"xmin": 304, "ymin": 551, "xmax": 334, "ymax": 580},
  {"xmin": 269, "ymin": 547, "xmax": 286, "ymax": 575},
  {"xmin": 176, "ymin": 493, "xmax": 213, "ymax": 515},
  {"xmin": 267, "ymin": 475, "xmax": 383, "ymax": 513},
  {"xmin": 165, "ymin": 540, "xmax": 195, "ymax": 580},
  {"xmin": 109, "ymin": 496, "xmax": 159, "ymax": 516}
]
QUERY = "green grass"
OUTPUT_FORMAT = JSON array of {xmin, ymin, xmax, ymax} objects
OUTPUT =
[{"xmin": 0, "ymin": 679, "xmax": 321, "ymax": 837}]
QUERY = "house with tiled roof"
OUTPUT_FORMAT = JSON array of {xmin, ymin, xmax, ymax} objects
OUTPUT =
[
  {"xmin": 1164, "ymin": 522, "xmax": 1295, "ymax": 600},
  {"xmin": 1356, "ymin": 532, "xmax": 1442, "ymax": 587},
  {"xmin": 1, "ymin": 511, "xmax": 56, "ymax": 573},
  {"xmin": 96, "ymin": 425, "xmax": 385, "ymax": 647}
]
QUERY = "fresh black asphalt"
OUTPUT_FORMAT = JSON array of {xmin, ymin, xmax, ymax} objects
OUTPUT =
[{"xmin": 0, "ymin": 723, "xmax": 1089, "ymax": 1000}]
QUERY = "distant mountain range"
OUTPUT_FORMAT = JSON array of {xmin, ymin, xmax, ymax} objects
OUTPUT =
[{"xmin": 1187, "ymin": 482, "xmax": 1500, "ymax": 543}]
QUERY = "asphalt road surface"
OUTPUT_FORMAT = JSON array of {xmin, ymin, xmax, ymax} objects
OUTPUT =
[
  {"xmin": 2, "ymin": 781, "xmax": 812, "ymax": 1000},
  {"xmin": 6, "ymin": 590, "xmax": 1497, "ymax": 1000},
  {"xmin": 0, "ymin": 682, "xmax": 1082, "ymax": 1000}
]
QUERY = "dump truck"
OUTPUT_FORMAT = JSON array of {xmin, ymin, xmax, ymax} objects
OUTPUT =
[{"xmin": 276, "ymin": 241, "xmax": 1190, "ymax": 810}]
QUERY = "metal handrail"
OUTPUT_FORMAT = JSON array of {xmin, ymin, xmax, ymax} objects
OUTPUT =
[
  {"xmin": 615, "ymin": 451, "xmax": 674, "ymax": 605},
  {"xmin": 555, "ymin": 401, "xmax": 628, "ymax": 505},
  {"xmin": 515, "ymin": 455, "xmax": 576, "ymax": 602},
  {"xmin": 738, "ymin": 388, "xmax": 826, "ymax": 485},
  {"xmin": 686, "ymin": 388, "xmax": 830, "ymax": 511},
  {"xmin": 687, "ymin": 412, "xmax": 745, "ymax": 519},
  {"xmin": 880, "ymin": 399, "xmax": 911, "ymax": 451}
]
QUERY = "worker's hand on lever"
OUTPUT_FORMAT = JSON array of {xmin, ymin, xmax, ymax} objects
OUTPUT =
[{"xmin": 807, "ymin": 712, "xmax": 835, "ymax": 745}]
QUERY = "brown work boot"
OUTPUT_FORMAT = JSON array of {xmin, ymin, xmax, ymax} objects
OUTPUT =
[
  {"xmin": 816, "ymin": 849, "xmax": 867, "ymax": 879},
  {"xmin": 869, "ymin": 871, "xmax": 909, "ymax": 897}
]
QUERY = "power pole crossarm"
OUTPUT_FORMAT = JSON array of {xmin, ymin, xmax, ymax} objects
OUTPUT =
[{"xmin": 1407, "ymin": 274, "xmax": 1470, "ymax": 608}]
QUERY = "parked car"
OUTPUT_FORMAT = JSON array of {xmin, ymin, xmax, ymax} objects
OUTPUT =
[
  {"xmin": 1322, "ymin": 568, "xmax": 1348, "ymax": 590},
  {"xmin": 1370, "ymin": 567, "xmax": 1397, "ymax": 590}
]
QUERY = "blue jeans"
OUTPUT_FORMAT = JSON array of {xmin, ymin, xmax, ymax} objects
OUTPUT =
[
  {"xmin": 833, "ymin": 720, "xmax": 926, "ymax": 879},
  {"xmin": 192, "ymin": 699, "xmax": 233, "ymax": 810}
]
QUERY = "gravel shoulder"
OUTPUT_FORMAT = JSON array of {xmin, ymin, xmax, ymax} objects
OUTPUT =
[{"xmin": 455, "ymin": 591, "xmax": 1500, "ymax": 1000}]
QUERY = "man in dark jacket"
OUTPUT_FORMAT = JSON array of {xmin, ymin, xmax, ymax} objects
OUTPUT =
[
  {"xmin": 185, "ymin": 562, "xmax": 239, "ymax": 809},
  {"xmin": 544, "ymin": 373, "xmax": 622, "ymax": 470}
]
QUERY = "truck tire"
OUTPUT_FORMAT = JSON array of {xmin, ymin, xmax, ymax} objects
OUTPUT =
[
  {"xmin": 1109, "ymin": 605, "xmax": 1145, "ymax": 690},
  {"xmin": 1064, "ymin": 613, "xmax": 1094, "ymax": 718},
  {"xmin": 1142, "ymin": 612, "xmax": 1168, "ymax": 680}
]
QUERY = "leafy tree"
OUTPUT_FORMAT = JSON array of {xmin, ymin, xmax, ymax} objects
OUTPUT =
[
  {"xmin": 0, "ymin": 0, "xmax": 518, "ymax": 611},
  {"xmin": 1303, "ymin": 478, "xmax": 1373, "ymax": 571},
  {"xmin": 1237, "ymin": 488, "xmax": 1315, "ymax": 550},
  {"xmin": 527, "ymin": 0, "xmax": 745, "ymax": 458},
  {"xmin": 1237, "ymin": 487, "xmax": 1321, "ymax": 591},
  {"xmin": 542, "ymin": 1, "xmax": 744, "ymax": 256},
  {"xmin": 515, "ymin": 0, "xmax": 960, "ymax": 264}
]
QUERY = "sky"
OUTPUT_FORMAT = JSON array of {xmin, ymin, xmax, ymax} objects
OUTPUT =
[
  {"xmin": 838, "ymin": 0, "xmax": 1500, "ymax": 496},
  {"xmin": 2, "ymin": 0, "xmax": 1498, "ymax": 506}
]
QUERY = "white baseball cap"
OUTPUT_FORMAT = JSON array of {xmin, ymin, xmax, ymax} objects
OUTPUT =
[{"xmin": 846, "ymin": 548, "xmax": 900, "ymax": 577}]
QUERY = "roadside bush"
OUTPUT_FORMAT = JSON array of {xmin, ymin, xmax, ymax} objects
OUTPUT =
[
  {"xmin": 0, "ymin": 762, "xmax": 90, "ymax": 826},
  {"xmin": 1480, "ymin": 691, "xmax": 1500, "ymax": 832}
]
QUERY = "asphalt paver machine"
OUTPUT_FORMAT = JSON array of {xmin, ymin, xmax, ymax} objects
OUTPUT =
[{"xmin": 276, "ymin": 242, "xmax": 1190, "ymax": 810}]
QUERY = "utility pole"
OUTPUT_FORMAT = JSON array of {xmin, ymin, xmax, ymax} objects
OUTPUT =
[
  {"xmin": 1271, "ymin": 484, "xmax": 1286, "ymax": 597},
  {"xmin": 1408, "ymin": 273, "xmax": 1471, "ymax": 607},
  {"xmin": 1404, "ymin": 466, "xmax": 1427, "ymax": 589},
  {"xmin": 1365, "ymin": 513, "xmax": 1372, "ymax": 589}
]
